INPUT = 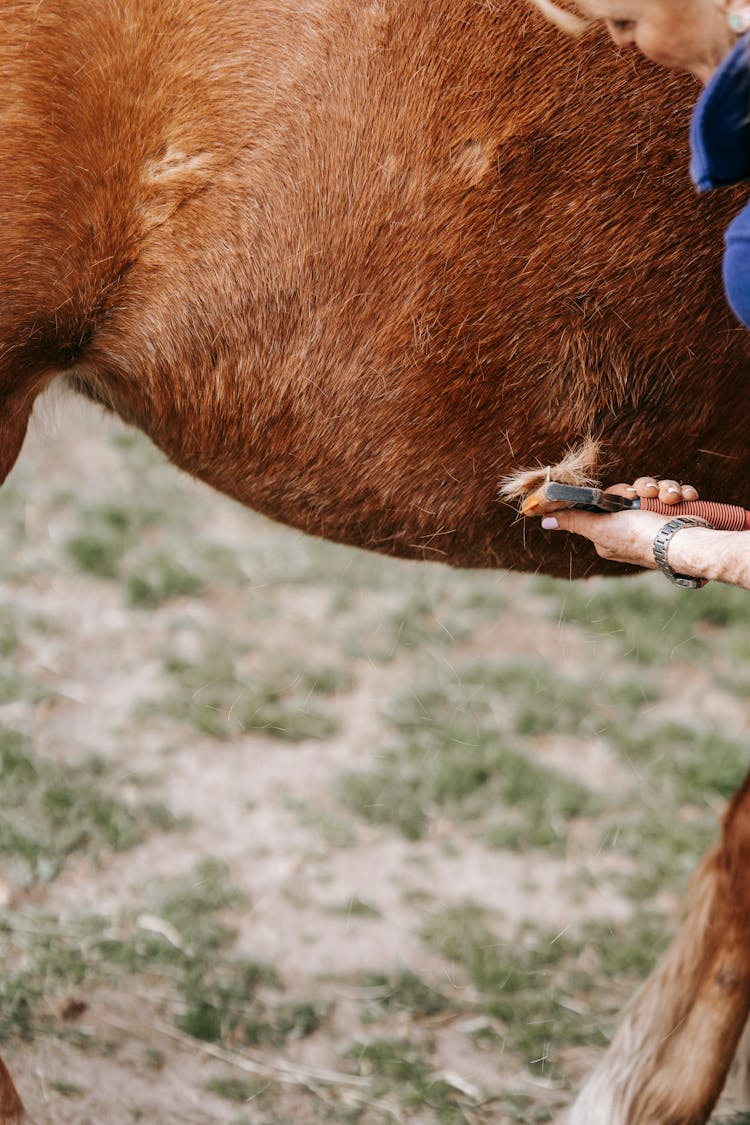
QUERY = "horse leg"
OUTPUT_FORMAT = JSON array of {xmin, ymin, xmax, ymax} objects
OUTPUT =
[
  {"xmin": 568, "ymin": 767, "xmax": 750, "ymax": 1125},
  {"xmin": 722, "ymin": 1014, "xmax": 750, "ymax": 1112},
  {"xmin": 0, "ymin": 1058, "xmax": 24, "ymax": 1124}
]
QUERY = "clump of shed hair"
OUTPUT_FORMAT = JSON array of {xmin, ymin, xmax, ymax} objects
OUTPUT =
[{"xmin": 499, "ymin": 436, "xmax": 602, "ymax": 502}]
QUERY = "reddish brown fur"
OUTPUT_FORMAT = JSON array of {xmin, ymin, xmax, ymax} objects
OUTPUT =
[
  {"xmin": 3, "ymin": 1, "xmax": 750, "ymax": 1121},
  {"xmin": 0, "ymin": 1060, "xmax": 22, "ymax": 1125},
  {"xmin": 4, "ymin": 0, "xmax": 750, "ymax": 576}
]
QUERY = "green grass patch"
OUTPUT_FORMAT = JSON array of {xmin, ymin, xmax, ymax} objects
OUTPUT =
[
  {"xmin": 0, "ymin": 608, "xmax": 18, "ymax": 658},
  {"xmin": 0, "ymin": 605, "xmax": 50, "ymax": 705},
  {"xmin": 599, "ymin": 809, "xmax": 717, "ymax": 900},
  {"xmin": 0, "ymin": 972, "xmax": 38, "ymax": 1041},
  {"xmin": 347, "ymin": 1038, "xmax": 476, "ymax": 1123},
  {"xmin": 126, "ymin": 553, "xmax": 207, "ymax": 607},
  {"xmin": 579, "ymin": 914, "xmax": 669, "ymax": 980},
  {"xmin": 494, "ymin": 1092, "xmax": 554, "ymax": 1123},
  {"xmin": 609, "ymin": 721, "xmax": 748, "ymax": 803},
  {"xmin": 48, "ymin": 1080, "xmax": 84, "ymax": 1098},
  {"xmin": 339, "ymin": 671, "xmax": 597, "ymax": 845},
  {"xmin": 158, "ymin": 649, "xmax": 339, "ymax": 742},
  {"xmin": 421, "ymin": 904, "xmax": 622, "ymax": 1076},
  {"xmin": 287, "ymin": 799, "xmax": 357, "ymax": 848},
  {"xmin": 359, "ymin": 970, "xmax": 453, "ymax": 1020},
  {"xmin": 207, "ymin": 1075, "xmax": 269, "ymax": 1103},
  {"xmin": 0, "ymin": 728, "xmax": 175, "ymax": 885},
  {"xmin": 341, "ymin": 573, "xmax": 508, "ymax": 662},
  {"xmin": 556, "ymin": 575, "xmax": 750, "ymax": 665},
  {"xmin": 64, "ymin": 497, "xmax": 243, "ymax": 606},
  {"xmin": 65, "ymin": 503, "xmax": 158, "ymax": 579},
  {"xmin": 144, "ymin": 1047, "xmax": 165, "ymax": 1070},
  {"xmin": 284, "ymin": 663, "xmax": 354, "ymax": 696},
  {"xmin": 457, "ymin": 661, "xmax": 656, "ymax": 738},
  {"xmin": 327, "ymin": 897, "xmax": 381, "ymax": 919},
  {"xmin": 0, "ymin": 860, "xmax": 325, "ymax": 1051}
]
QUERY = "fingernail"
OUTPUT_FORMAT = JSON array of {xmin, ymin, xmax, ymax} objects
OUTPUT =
[
  {"xmin": 541, "ymin": 517, "xmax": 559, "ymax": 530},
  {"xmin": 668, "ymin": 487, "xmax": 679, "ymax": 494},
  {"xmin": 626, "ymin": 487, "xmax": 636, "ymax": 494}
]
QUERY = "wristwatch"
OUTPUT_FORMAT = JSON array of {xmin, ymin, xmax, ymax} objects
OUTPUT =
[{"xmin": 652, "ymin": 516, "xmax": 712, "ymax": 589}]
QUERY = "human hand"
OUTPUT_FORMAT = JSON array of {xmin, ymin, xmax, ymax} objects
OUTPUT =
[
  {"xmin": 539, "ymin": 476, "xmax": 700, "ymax": 570},
  {"xmin": 541, "ymin": 507, "xmax": 668, "ymax": 568}
]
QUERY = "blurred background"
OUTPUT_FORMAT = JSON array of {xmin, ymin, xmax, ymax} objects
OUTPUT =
[{"xmin": 2, "ymin": 396, "xmax": 750, "ymax": 1124}]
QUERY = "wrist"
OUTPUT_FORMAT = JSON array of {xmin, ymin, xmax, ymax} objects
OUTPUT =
[
  {"xmin": 652, "ymin": 517, "xmax": 713, "ymax": 588},
  {"xmin": 666, "ymin": 527, "xmax": 731, "ymax": 584}
]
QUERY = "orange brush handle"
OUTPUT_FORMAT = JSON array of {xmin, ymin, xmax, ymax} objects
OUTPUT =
[{"xmin": 639, "ymin": 498, "xmax": 750, "ymax": 530}]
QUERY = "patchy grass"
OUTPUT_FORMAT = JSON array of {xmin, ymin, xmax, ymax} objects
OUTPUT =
[
  {"xmin": 494, "ymin": 1092, "xmax": 554, "ymax": 1123},
  {"xmin": 0, "ymin": 728, "xmax": 175, "ymax": 886},
  {"xmin": 65, "ymin": 499, "xmax": 244, "ymax": 606},
  {"xmin": 608, "ymin": 721, "xmax": 748, "ymax": 803},
  {"xmin": 599, "ymin": 809, "xmax": 718, "ymax": 900},
  {"xmin": 206, "ymin": 1075, "xmax": 270, "ymax": 1103},
  {"xmin": 5, "ymin": 415, "xmax": 749, "ymax": 1124},
  {"xmin": 48, "ymin": 1080, "xmax": 84, "ymax": 1098},
  {"xmin": 339, "ymin": 576, "xmax": 509, "ymax": 664},
  {"xmin": 0, "ymin": 607, "xmax": 51, "ymax": 705},
  {"xmin": 347, "ymin": 1038, "xmax": 477, "ymax": 1124},
  {"xmin": 125, "ymin": 553, "xmax": 207, "ymax": 608},
  {"xmin": 458, "ymin": 660, "xmax": 657, "ymax": 738},
  {"xmin": 155, "ymin": 647, "xmax": 340, "ymax": 742},
  {"xmin": 65, "ymin": 503, "xmax": 157, "ymax": 579},
  {"xmin": 556, "ymin": 575, "xmax": 750, "ymax": 665},
  {"xmin": 580, "ymin": 914, "xmax": 669, "ymax": 980},
  {"xmin": 0, "ymin": 607, "xmax": 18, "ymax": 658},
  {"xmin": 287, "ymin": 798, "xmax": 358, "ymax": 849},
  {"xmin": 339, "ymin": 671, "xmax": 598, "ymax": 846},
  {"xmin": 328, "ymin": 897, "xmax": 382, "ymax": 919},
  {"xmin": 359, "ymin": 970, "xmax": 454, "ymax": 1020},
  {"xmin": 0, "ymin": 860, "xmax": 326, "ymax": 1052},
  {"xmin": 419, "ymin": 903, "xmax": 664, "ymax": 1077}
]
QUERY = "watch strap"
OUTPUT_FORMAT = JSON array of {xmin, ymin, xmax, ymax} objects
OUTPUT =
[{"xmin": 652, "ymin": 516, "xmax": 712, "ymax": 589}]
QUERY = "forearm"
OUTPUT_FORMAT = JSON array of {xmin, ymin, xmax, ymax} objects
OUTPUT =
[
  {"xmin": 666, "ymin": 527, "xmax": 750, "ymax": 590},
  {"xmin": 542, "ymin": 506, "xmax": 750, "ymax": 591}
]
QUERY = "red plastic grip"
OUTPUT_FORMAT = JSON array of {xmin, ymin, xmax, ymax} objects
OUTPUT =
[{"xmin": 639, "ymin": 498, "xmax": 750, "ymax": 531}]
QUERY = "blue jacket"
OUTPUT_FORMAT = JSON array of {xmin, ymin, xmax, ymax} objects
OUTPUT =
[{"xmin": 691, "ymin": 34, "xmax": 750, "ymax": 329}]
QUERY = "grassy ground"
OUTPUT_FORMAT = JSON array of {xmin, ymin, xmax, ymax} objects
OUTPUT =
[{"xmin": 1, "ymin": 397, "xmax": 749, "ymax": 1123}]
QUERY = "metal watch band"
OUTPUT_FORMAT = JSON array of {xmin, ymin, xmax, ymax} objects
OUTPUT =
[{"xmin": 652, "ymin": 516, "xmax": 712, "ymax": 589}]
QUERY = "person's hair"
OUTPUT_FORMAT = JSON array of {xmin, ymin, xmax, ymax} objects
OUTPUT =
[{"xmin": 528, "ymin": 0, "xmax": 591, "ymax": 35}]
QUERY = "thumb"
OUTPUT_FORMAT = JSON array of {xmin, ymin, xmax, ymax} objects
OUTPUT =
[{"xmin": 541, "ymin": 511, "xmax": 601, "ymax": 536}]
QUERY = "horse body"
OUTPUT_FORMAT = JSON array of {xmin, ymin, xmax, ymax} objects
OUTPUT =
[
  {"xmin": 5, "ymin": 0, "xmax": 750, "ymax": 572},
  {"xmin": 4, "ymin": 2, "xmax": 750, "ymax": 1120}
]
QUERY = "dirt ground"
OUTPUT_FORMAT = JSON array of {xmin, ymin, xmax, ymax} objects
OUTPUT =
[{"xmin": 2, "ymin": 395, "xmax": 750, "ymax": 1124}]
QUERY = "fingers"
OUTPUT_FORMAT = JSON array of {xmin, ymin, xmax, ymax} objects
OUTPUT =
[
  {"xmin": 604, "ymin": 482, "xmax": 638, "ymax": 499},
  {"xmin": 632, "ymin": 476, "xmax": 660, "ymax": 499},
  {"xmin": 630, "ymin": 477, "xmax": 700, "ymax": 504}
]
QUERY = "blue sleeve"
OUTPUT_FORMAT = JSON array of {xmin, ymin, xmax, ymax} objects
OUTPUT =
[
  {"xmin": 723, "ymin": 198, "xmax": 750, "ymax": 331},
  {"xmin": 690, "ymin": 34, "xmax": 750, "ymax": 192}
]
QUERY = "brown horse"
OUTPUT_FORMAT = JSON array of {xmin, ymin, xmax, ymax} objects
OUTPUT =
[{"xmin": 3, "ymin": 1, "xmax": 750, "ymax": 1120}]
